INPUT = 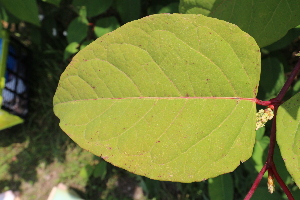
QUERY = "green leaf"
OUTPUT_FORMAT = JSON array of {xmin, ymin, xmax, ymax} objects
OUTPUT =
[
  {"xmin": 94, "ymin": 17, "xmax": 120, "ymax": 38},
  {"xmin": 277, "ymin": 92, "xmax": 300, "ymax": 187},
  {"xmin": 0, "ymin": 110, "xmax": 24, "ymax": 130},
  {"xmin": 179, "ymin": 0, "xmax": 216, "ymax": 16},
  {"xmin": 179, "ymin": 0, "xmax": 300, "ymax": 47},
  {"xmin": 64, "ymin": 42, "xmax": 79, "ymax": 61},
  {"xmin": 79, "ymin": 164, "xmax": 94, "ymax": 179},
  {"xmin": 257, "ymin": 57, "xmax": 285, "ymax": 101},
  {"xmin": 157, "ymin": 2, "xmax": 179, "ymax": 14},
  {"xmin": 255, "ymin": 126, "xmax": 265, "ymax": 141},
  {"xmin": 80, "ymin": 40, "xmax": 93, "ymax": 50},
  {"xmin": 93, "ymin": 161, "xmax": 107, "ymax": 180},
  {"xmin": 67, "ymin": 16, "xmax": 88, "ymax": 43},
  {"xmin": 73, "ymin": 0, "xmax": 113, "ymax": 18},
  {"xmin": 147, "ymin": 2, "xmax": 179, "ymax": 15},
  {"xmin": 0, "ymin": 0, "xmax": 40, "ymax": 26},
  {"xmin": 0, "ymin": 6, "xmax": 8, "ymax": 22},
  {"xmin": 293, "ymin": 79, "xmax": 300, "ymax": 95},
  {"xmin": 53, "ymin": 14, "xmax": 260, "ymax": 182},
  {"xmin": 292, "ymin": 189, "xmax": 300, "ymax": 199},
  {"xmin": 264, "ymin": 25, "xmax": 300, "ymax": 52},
  {"xmin": 243, "ymin": 128, "xmax": 269, "ymax": 175},
  {"xmin": 114, "ymin": 0, "xmax": 141, "ymax": 23},
  {"xmin": 208, "ymin": 173, "xmax": 233, "ymax": 200},
  {"xmin": 273, "ymin": 144, "xmax": 293, "ymax": 185},
  {"xmin": 252, "ymin": 135, "xmax": 269, "ymax": 173}
]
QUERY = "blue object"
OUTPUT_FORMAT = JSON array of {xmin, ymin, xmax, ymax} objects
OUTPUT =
[{"xmin": 0, "ymin": 31, "xmax": 28, "ymax": 130}]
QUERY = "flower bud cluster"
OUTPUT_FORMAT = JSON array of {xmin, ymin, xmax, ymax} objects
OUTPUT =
[
  {"xmin": 268, "ymin": 175, "xmax": 275, "ymax": 193},
  {"xmin": 256, "ymin": 108, "xmax": 274, "ymax": 130}
]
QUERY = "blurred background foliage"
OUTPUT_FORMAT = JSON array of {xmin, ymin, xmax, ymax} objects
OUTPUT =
[{"xmin": 0, "ymin": 0, "xmax": 299, "ymax": 199}]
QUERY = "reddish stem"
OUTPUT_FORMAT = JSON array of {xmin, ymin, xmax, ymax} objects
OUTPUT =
[
  {"xmin": 266, "ymin": 109, "xmax": 277, "ymax": 164},
  {"xmin": 246, "ymin": 58, "xmax": 300, "ymax": 199},
  {"xmin": 245, "ymin": 107, "xmax": 294, "ymax": 199},
  {"xmin": 244, "ymin": 164, "xmax": 267, "ymax": 200},
  {"xmin": 269, "ymin": 162, "xmax": 295, "ymax": 200},
  {"xmin": 267, "ymin": 110, "xmax": 294, "ymax": 199},
  {"xmin": 254, "ymin": 99, "xmax": 272, "ymax": 106}
]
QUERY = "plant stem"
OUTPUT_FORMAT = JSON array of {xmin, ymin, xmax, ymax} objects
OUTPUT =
[
  {"xmin": 269, "ymin": 162, "xmax": 294, "ymax": 200},
  {"xmin": 266, "ymin": 110, "xmax": 294, "ymax": 199},
  {"xmin": 266, "ymin": 109, "xmax": 277, "ymax": 164},
  {"xmin": 246, "ymin": 58, "xmax": 300, "ymax": 199},
  {"xmin": 244, "ymin": 164, "xmax": 267, "ymax": 200},
  {"xmin": 245, "ymin": 108, "xmax": 294, "ymax": 200},
  {"xmin": 254, "ymin": 99, "xmax": 272, "ymax": 106}
]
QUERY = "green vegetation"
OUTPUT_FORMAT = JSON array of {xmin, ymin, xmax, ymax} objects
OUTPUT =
[{"xmin": 0, "ymin": 0, "xmax": 300, "ymax": 199}]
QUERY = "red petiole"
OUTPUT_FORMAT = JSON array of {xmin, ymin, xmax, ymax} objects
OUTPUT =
[{"xmin": 245, "ymin": 59, "xmax": 300, "ymax": 200}]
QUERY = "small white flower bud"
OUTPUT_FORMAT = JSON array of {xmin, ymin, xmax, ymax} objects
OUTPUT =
[{"xmin": 256, "ymin": 108, "xmax": 274, "ymax": 130}]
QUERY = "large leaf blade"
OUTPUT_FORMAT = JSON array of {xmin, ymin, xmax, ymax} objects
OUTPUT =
[
  {"xmin": 55, "ymin": 98, "xmax": 256, "ymax": 182},
  {"xmin": 54, "ymin": 14, "xmax": 260, "ymax": 182},
  {"xmin": 179, "ymin": 0, "xmax": 300, "ymax": 47}
]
